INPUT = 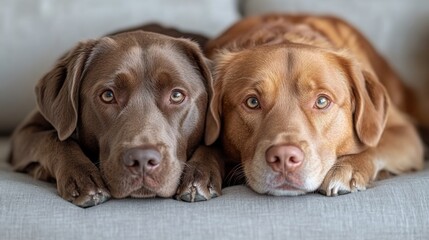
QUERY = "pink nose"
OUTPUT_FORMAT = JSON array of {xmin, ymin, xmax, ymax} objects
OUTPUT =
[{"xmin": 265, "ymin": 145, "xmax": 304, "ymax": 173}]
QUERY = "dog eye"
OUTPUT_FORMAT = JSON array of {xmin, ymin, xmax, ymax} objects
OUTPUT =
[
  {"xmin": 314, "ymin": 95, "xmax": 330, "ymax": 109},
  {"xmin": 246, "ymin": 97, "xmax": 260, "ymax": 109},
  {"xmin": 170, "ymin": 90, "xmax": 186, "ymax": 104},
  {"xmin": 101, "ymin": 90, "xmax": 115, "ymax": 103}
]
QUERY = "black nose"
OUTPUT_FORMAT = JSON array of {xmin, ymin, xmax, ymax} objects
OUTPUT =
[{"xmin": 122, "ymin": 147, "xmax": 161, "ymax": 174}]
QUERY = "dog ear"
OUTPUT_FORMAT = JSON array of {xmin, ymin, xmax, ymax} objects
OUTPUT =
[
  {"xmin": 204, "ymin": 50, "xmax": 238, "ymax": 145},
  {"xmin": 205, "ymin": 84, "xmax": 222, "ymax": 145},
  {"xmin": 348, "ymin": 64, "xmax": 390, "ymax": 147},
  {"xmin": 175, "ymin": 39, "xmax": 221, "ymax": 145},
  {"xmin": 176, "ymin": 39, "xmax": 214, "ymax": 101},
  {"xmin": 35, "ymin": 39, "xmax": 98, "ymax": 141}
]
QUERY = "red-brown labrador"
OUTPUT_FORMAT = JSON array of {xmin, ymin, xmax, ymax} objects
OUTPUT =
[{"xmin": 204, "ymin": 14, "xmax": 424, "ymax": 196}]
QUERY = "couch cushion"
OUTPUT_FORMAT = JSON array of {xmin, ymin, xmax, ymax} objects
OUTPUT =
[
  {"xmin": 0, "ymin": 0, "xmax": 240, "ymax": 133},
  {"xmin": 1, "ymin": 138, "xmax": 428, "ymax": 240}
]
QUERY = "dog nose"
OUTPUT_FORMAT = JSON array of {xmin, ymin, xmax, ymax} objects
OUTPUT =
[
  {"xmin": 123, "ymin": 147, "xmax": 161, "ymax": 174},
  {"xmin": 265, "ymin": 145, "xmax": 304, "ymax": 173}
]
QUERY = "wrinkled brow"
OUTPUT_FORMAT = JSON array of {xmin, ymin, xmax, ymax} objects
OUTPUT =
[{"xmin": 114, "ymin": 72, "xmax": 136, "ymax": 89}]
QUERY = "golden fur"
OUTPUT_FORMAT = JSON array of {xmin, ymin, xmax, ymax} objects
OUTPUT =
[{"xmin": 204, "ymin": 14, "xmax": 424, "ymax": 196}]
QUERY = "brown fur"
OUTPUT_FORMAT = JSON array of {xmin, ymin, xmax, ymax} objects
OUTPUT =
[
  {"xmin": 9, "ymin": 30, "xmax": 221, "ymax": 207},
  {"xmin": 204, "ymin": 14, "xmax": 424, "ymax": 196}
]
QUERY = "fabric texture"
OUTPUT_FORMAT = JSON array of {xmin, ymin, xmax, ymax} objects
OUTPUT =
[{"xmin": 1, "ymin": 139, "xmax": 428, "ymax": 240}]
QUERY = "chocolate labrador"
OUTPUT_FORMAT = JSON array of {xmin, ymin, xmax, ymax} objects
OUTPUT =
[
  {"xmin": 9, "ymin": 29, "xmax": 222, "ymax": 207},
  {"xmin": 203, "ymin": 14, "xmax": 424, "ymax": 196}
]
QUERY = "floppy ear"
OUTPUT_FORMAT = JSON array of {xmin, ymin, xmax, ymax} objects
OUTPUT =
[
  {"xmin": 205, "ymin": 84, "xmax": 222, "ymax": 145},
  {"xmin": 348, "ymin": 64, "xmax": 390, "ymax": 147},
  {"xmin": 35, "ymin": 39, "xmax": 98, "ymax": 141},
  {"xmin": 204, "ymin": 50, "xmax": 238, "ymax": 145},
  {"xmin": 176, "ymin": 39, "xmax": 214, "ymax": 99},
  {"xmin": 176, "ymin": 39, "xmax": 221, "ymax": 145}
]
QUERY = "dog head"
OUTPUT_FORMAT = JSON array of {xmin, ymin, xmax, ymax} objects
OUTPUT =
[
  {"xmin": 206, "ymin": 44, "xmax": 388, "ymax": 195},
  {"xmin": 35, "ymin": 31, "xmax": 213, "ymax": 198}
]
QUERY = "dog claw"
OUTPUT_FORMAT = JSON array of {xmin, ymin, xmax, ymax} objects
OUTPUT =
[
  {"xmin": 58, "ymin": 167, "xmax": 111, "ymax": 208},
  {"xmin": 175, "ymin": 146, "xmax": 223, "ymax": 203},
  {"xmin": 177, "ymin": 185, "xmax": 210, "ymax": 202},
  {"xmin": 317, "ymin": 189, "xmax": 327, "ymax": 195},
  {"xmin": 180, "ymin": 194, "xmax": 207, "ymax": 202},
  {"xmin": 71, "ymin": 190, "xmax": 79, "ymax": 197},
  {"xmin": 209, "ymin": 186, "xmax": 219, "ymax": 198},
  {"xmin": 74, "ymin": 189, "xmax": 111, "ymax": 208},
  {"xmin": 194, "ymin": 194, "xmax": 208, "ymax": 202},
  {"xmin": 179, "ymin": 194, "xmax": 191, "ymax": 202},
  {"xmin": 319, "ymin": 162, "xmax": 370, "ymax": 197},
  {"xmin": 337, "ymin": 190, "xmax": 351, "ymax": 195}
]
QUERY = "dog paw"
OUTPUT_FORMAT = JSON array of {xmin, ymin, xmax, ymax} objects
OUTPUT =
[
  {"xmin": 57, "ymin": 164, "xmax": 111, "ymax": 208},
  {"xmin": 176, "ymin": 165, "xmax": 222, "ymax": 202},
  {"xmin": 318, "ymin": 163, "xmax": 369, "ymax": 197}
]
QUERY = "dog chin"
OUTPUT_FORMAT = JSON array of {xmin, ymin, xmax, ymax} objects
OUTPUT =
[
  {"xmin": 129, "ymin": 181, "xmax": 179, "ymax": 198},
  {"xmin": 107, "ymin": 180, "xmax": 160, "ymax": 199},
  {"xmin": 249, "ymin": 181, "xmax": 308, "ymax": 196},
  {"xmin": 129, "ymin": 188, "xmax": 157, "ymax": 198},
  {"xmin": 125, "ymin": 183, "xmax": 176, "ymax": 198},
  {"xmin": 267, "ymin": 187, "xmax": 307, "ymax": 196}
]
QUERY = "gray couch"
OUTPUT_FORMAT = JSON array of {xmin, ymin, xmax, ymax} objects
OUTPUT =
[{"xmin": 1, "ymin": 1, "xmax": 428, "ymax": 239}]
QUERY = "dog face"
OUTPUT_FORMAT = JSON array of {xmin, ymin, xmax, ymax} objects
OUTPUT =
[
  {"xmin": 35, "ymin": 31, "xmax": 212, "ymax": 198},
  {"xmin": 206, "ymin": 44, "xmax": 388, "ymax": 195}
]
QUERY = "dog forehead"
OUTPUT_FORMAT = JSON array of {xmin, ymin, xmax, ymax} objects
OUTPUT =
[
  {"xmin": 82, "ymin": 43, "xmax": 144, "ymax": 88},
  {"xmin": 220, "ymin": 46, "xmax": 349, "ymax": 104},
  {"xmin": 255, "ymin": 47, "xmax": 349, "ymax": 95},
  {"xmin": 220, "ymin": 47, "xmax": 300, "ymax": 97},
  {"xmin": 116, "ymin": 46, "xmax": 144, "ymax": 72},
  {"xmin": 293, "ymin": 50, "xmax": 351, "ymax": 96},
  {"xmin": 87, "ymin": 38, "xmax": 188, "ymax": 80},
  {"xmin": 220, "ymin": 48, "xmax": 282, "ymax": 87}
]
